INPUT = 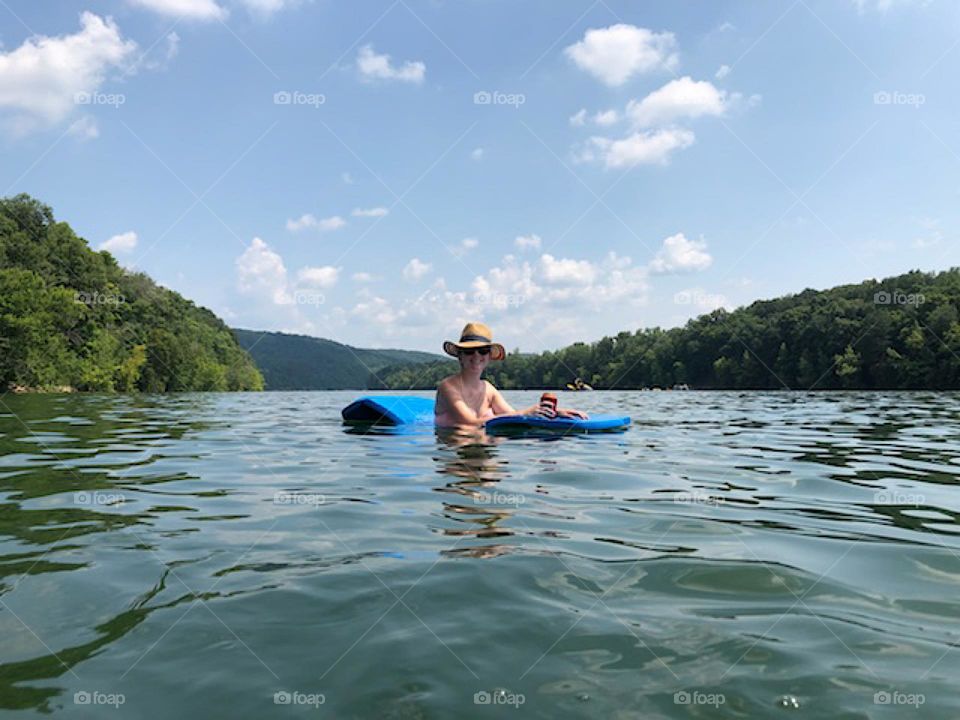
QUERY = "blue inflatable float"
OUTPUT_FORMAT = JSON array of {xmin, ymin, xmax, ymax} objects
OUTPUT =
[{"xmin": 341, "ymin": 395, "xmax": 630, "ymax": 433}]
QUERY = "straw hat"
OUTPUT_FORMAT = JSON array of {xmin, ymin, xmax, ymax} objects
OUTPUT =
[{"xmin": 443, "ymin": 322, "xmax": 506, "ymax": 361}]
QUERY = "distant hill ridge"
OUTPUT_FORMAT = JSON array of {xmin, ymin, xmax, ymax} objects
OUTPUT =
[{"xmin": 233, "ymin": 329, "xmax": 443, "ymax": 390}]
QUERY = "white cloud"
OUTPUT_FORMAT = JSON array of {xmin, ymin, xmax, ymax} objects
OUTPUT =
[
  {"xmin": 352, "ymin": 272, "xmax": 375, "ymax": 282},
  {"xmin": 351, "ymin": 207, "xmax": 388, "ymax": 218},
  {"xmin": 626, "ymin": 77, "xmax": 728, "ymax": 128},
  {"xmin": 297, "ymin": 265, "xmax": 340, "ymax": 288},
  {"xmin": 540, "ymin": 254, "xmax": 597, "ymax": 285},
  {"xmin": 237, "ymin": 237, "xmax": 290, "ymax": 304},
  {"xmin": 593, "ymin": 109, "xmax": 619, "ymax": 126},
  {"xmin": 67, "ymin": 115, "xmax": 99, "ymax": 140},
  {"xmin": 286, "ymin": 213, "xmax": 346, "ymax": 232},
  {"xmin": 128, "ymin": 0, "xmax": 227, "ymax": 20},
  {"xmin": 471, "ymin": 147, "xmax": 484, "ymax": 161},
  {"xmin": 100, "ymin": 230, "xmax": 137, "ymax": 254},
  {"xmin": 586, "ymin": 128, "xmax": 695, "ymax": 168},
  {"xmin": 650, "ymin": 232, "xmax": 713, "ymax": 273},
  {"xmin": 564, "ymin": 24, "xmax": 678, "ymax": 87},
  {"xmin": 852, "ymin": 0, "xmax": 929, "ymax": 12},
  {"xmin": 515, "ymin": 234, "xmax": 542, "ymax": 251},
  {"xmin": 236, "ymin": 0, "xmax": 299, "ymax": 16},
  {"xmin": 570, "ymin": 108, "xmax": 588, "ymax": 126},
  {"xmin": 0, "ymin": 12, "xmax": 137, "ymax": 135},
  {"xmin": 403, "ymin": 258, "xmax": 432, "ymax": 281},
  {"xmin": 451, "ymin": 237, "xmax": 479, "ymax": 257},
  {"xmin": 357, "ymin": 45, "xmax": 425, "ymax": 84},
  {"xmin": 716, "ymin": 64, "xmax": 731, "ymax": 79},
  {"xmin": 342, "ymin": 250, "xmax": 652, "ymax": 350}
]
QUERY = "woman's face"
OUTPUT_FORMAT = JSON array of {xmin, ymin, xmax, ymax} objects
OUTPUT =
[{"xmin": 458, "ymin": 349, "xmax": 490, "ymax": 373}]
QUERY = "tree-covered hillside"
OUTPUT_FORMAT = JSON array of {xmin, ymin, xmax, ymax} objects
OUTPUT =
[
  {"xmin": 376, "ymin": 269, "xmax": 960, "ymax": 391},
  {"xmin": 0, "ymin": 194, "xmax": 263, "ymax": 392},
  {"xmin": 234, "ymin": 329, "xmax": 443, "ymax": 390}
]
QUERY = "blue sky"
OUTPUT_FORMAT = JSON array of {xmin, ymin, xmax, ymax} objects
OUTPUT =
[{"xmin": 1, "ymin": 0, "xmax": 958, "ymax": 352}]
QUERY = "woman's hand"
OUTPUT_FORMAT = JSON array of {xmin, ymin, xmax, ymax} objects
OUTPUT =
[{"xmin": 556, "ymin": 408, "xmax": 588, "ymax": 419}]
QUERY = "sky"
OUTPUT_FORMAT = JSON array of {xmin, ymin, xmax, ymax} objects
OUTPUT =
[{"xmin": 1, "ymin": 0, "xmax": 958, "ymax": 353}]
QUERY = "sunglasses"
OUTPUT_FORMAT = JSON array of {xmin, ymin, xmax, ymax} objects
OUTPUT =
[{"xmin": 459, "ymin": 347, "xmax": 491, "ymax": 356}]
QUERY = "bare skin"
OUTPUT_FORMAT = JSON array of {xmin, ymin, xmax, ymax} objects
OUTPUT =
[{"xmin": 435, "ymin": 349, "xmax": 588, "ymax": 428}]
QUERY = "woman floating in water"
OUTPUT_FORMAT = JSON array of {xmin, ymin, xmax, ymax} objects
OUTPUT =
[{"xmin": 434, "ymin": 322, "xmax": 587, "ymax": 428}]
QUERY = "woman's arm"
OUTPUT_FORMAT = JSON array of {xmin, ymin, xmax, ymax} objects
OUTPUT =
[{"xmin": 489, "ymin": 384, "xmax": 553, "ymax": 417}]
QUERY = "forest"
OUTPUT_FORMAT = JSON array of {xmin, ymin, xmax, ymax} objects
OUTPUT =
[{"xmin": 0, "ymin": 194, "xmax": 263, "ymax": 392}]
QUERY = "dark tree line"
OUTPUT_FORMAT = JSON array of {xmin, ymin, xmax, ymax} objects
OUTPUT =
[{"xmin": 374, "ymin": 269, "xmax": 960, "ymax": 391}]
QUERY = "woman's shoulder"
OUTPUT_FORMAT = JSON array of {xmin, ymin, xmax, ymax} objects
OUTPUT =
[{"xmin": 437, "ymin": 375, "xmax": 460, "ymax": 392}]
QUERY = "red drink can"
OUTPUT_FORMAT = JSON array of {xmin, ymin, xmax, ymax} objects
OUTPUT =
[{"xmin": 539, "ymin": 392, "xmax": 558, "ymax": 415}]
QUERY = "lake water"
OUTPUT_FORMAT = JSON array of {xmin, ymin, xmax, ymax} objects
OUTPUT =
[{"xmin": 0, "ymin": 391, "xmax": 958, "ymax": 718}]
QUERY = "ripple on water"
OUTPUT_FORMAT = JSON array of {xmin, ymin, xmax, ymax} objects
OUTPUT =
[{"xmin": 0, "ymin": 391, "xmax": 958, "ymax": 718}]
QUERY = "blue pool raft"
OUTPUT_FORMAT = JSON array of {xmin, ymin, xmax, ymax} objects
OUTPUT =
[{"xmin": 341, "ymin": 395, "xmax": 630, "ymax": 433}]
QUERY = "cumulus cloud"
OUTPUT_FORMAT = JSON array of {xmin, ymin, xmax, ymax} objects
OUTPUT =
[
  {"xmin": 451, "ymin": 237, "xmax": 479, "ymax": 258},
  {"xmin": 570, "ymin": 108, "xmax": 587, "ymax": 126},
  {"xmin": 540, "ymin": 254, "xmax": 597, "ymax": 285},
  {"xmin": 583, "ymin": 128, "xmax": 695, "ymax": 168},
  {"xmin": 564, "ymin": 24, "xmax": 678, "ymax": 86},
  {"xmin": 716, "ymin": 64, "xmax": 731, "ymax": 79},
  {"xmin": 403, "ymin": 258, "xmax": 432, "ymax": 281},
  {"xmin": 351, "ymin": 207, "xmax": 388, "ymax": 218},
  {"xmin": 593, "ymin": 109, "xmax": 619, "ymax": 126},
  {"xmin": 515, "ymin": 234, "xmax": 542, "ymax": 251},
  {"xmin": 286, "ymin": 213, "xmax": 346, "ymax": 232},
  {"xmin": 67, "ymin": 115, "xmax": 99, "ymax": 140},
  {"xmin": 100, "ymin": 231, "xmax": 138, "ymax": 254},
  {"xmin": 128, "ymin": 0, "xmax": 227, "ymax": 20},
  {"xmin": 343, "ymin": 249, "xmax": 653, "ymax": 350},
  {"xmin": 626, "ymin": 76, "xmax": 728, "ymax": 128},
  {"xmin": 236, "ymin": 0, "xmax": 300, "ymax": 16},
  {"xmin": 852, "ymin": 0, "xmax": 928, "ymax": 12},
  {"xmin": 352, "ymin": 272, "xmax": 375, "ymax": 282},
  {"xmin": 650, "ymin": 232, "xmax": 713, "ymax": 273},
  {"xmin": 237, "ymin": 237, "xmax": 291, "ymax": 304},
  {"xmin": 298, "ymin": 266, "xmax": 340, "ymax": 288},
  {"xmin": 357, "ymin": 45, "xmax": 425, "ymax": 84},
  {"xmin": 0, "ymin": 12, "xmax": 137, "ymax": 135}
]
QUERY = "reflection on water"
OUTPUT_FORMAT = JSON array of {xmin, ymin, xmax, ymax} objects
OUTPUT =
[{"xmin": 0, "ymin": 390, "xmax": 959, "ymax": 718}]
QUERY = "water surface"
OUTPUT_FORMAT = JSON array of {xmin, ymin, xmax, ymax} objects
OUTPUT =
[{"xmin": 1, "ymin": 391, "xmax": 958, "ymax": 718}]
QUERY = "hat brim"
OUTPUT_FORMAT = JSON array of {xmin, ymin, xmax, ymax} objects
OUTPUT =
[{"xmin": 444, "ymin": 340, "xmax": 505, "ymax": 361}]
